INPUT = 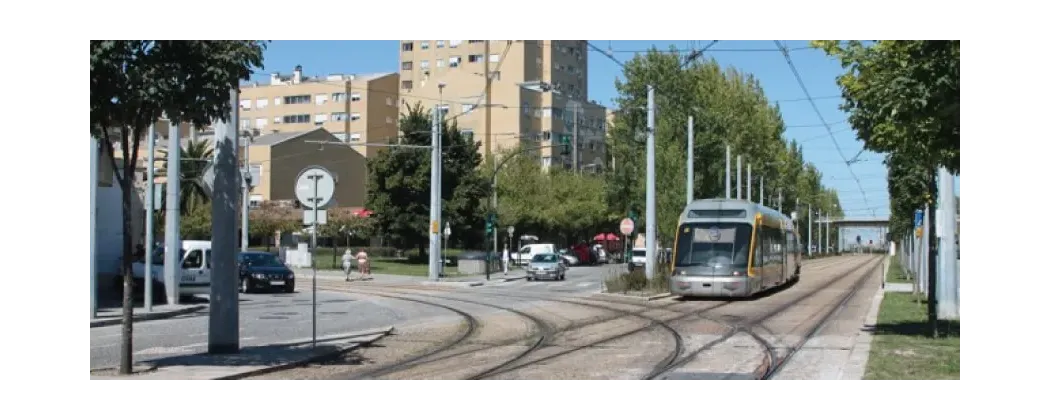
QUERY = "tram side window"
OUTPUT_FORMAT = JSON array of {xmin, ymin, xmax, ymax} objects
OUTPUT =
[{"xmin": 755, "ymin": 225, "xmax": 765, "ymax": 267}]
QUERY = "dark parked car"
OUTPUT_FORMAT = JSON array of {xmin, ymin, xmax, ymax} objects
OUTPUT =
[{"xmin": 238, "ymin": 251, "xmax": 295, "ymax": 293}]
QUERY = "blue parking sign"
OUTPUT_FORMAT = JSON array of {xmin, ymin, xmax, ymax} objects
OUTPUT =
[{"xmin": 914, "ymin": 210, "xmax": 924, "ymax": 228}]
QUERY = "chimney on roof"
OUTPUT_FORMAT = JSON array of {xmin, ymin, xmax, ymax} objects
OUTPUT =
[
  {"xmin": 293, "ymin": 65, "xmax": 303, "ymax": 84},
  {"xmin": 270, "ymin": 72, "xmax": 281, "ymax": 85}
]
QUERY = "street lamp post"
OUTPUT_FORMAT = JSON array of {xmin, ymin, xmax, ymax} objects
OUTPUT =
[{"xmin": 507, "ymin": 225, "xmax": 515, "ymax": 268}]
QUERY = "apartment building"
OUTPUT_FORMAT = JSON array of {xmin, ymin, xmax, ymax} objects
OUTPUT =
[
  {"xmin": 398, "ymin": 40, "xmax": 607, "ymax": 171},
  {"xmin": 238, "ymin": 66, "xmax": 400, "ymax": 158},
  {"xmin": 245, "ymin": 128, "xmax": 367, "ymax": 208}
]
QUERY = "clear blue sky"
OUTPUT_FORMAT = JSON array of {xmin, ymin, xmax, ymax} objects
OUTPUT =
[{"xmin": 255, "ymin": 40, "xmax": 956, "ymax": 246}]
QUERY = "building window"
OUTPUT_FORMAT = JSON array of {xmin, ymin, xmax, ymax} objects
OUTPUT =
[
  {"xmin": 542, "ymin": 108, "xmax": 552, "ymax": 117},
  {"xmin": 314, "ymin": 114, "xmax": 328, "ymax": 125},
  {"xmin": 331, "ymin": 112, "xmax": 347, "ymax": 122},
  {"xmin": 240, "ymin": 99, "xmax": 251, "ymax": 110},
  {"xmin": 437, "ymin": 40, "xmax": 445, "ymax": 48},
  {"xmin": 402, "ymin": 42, "xmax": 413, "ymax": 52},
  {"xmin": 255, "ymin": 118, "xmax": 267, "ymax": 129},
  {"xmin": 351, "ymin": 93, "xmax": 362, "ymax": 102},
  {"xmin": 240, "ymin": 119, "xmax": 250, "ymax": 129},
  {"xmin": 437, "ymin": 105, "xmax": 449, "ymax": 117},
  {"xmin": 402, "ymin": 80, "xmax": 413, "ymax": 89},
  {"xmin": 386, "ymin": 116, "xmax": 394, "ymax": 124},
  {"xmin": 282, "ymin": 114, "xmax": 310, "ymax": 124},
  {"xmin": 282, "ymin": 95, "xmax": 310, "ymax": 105},
  {"xmin": 449, "ymin": 56, "xmax": 461, "ymax": 67},
  {"xmin": 315, "ymin": 94, "xmax": 328, "ymax": 105},
  {"xmin": 421, "ymin": 41, "xmax": 430, "ymax": 50},
  {"xmin": 489, "ymin": 54, "xmax": 500, "ymax": 62},
  {"xmin": 350, "ymin": 133, "xmax": 362, "ymax": 141},
  {"xmin": 274, "ymin": 96, "xmax": 282, "ymax": 105},
  {"xmin": 523, "ymin": 101, "xmax": 530, "ymax": 115},
  {"xmin": 420, "ymin": 60, "xmax": 429, "ymax": 69},
  {"xmin": 386, "ymin": 96, "xmax": 394, "ymax": 106},
  {"xmin": 436, "ymin": 59, "xmax": 444, "ymax": 68},
  {"xmin": 249, "ymin": 194, "xmax": 264, "ymax": 208},
  {"xmin": 255, "ymin": 98, "xmax": 268, "ymax": 109},
  {"xmin": 462, "ymin": 103, "xmax": 475, "ymax": 113},
  {"xmin": 351, "ymin": 113, "xmax": 361, "ymax": 121},
  {"xmin": 332, "ymin": 92, "xmax": 346, "ymax": 102},
  {"xmin": 273, "ymin": 116, "xmax": 282, "ymax": 124},
  {"xmin": 401, "ymin": 61, "xmax": 412, "ymax": 70},
  {"xmin": 468, "ymin": 54, "xmax": 483, "ymax": 63},
  {"xmin": 449, "ymin": 40, "xmax": 462, "ymax": 48},
  {"xmin": 469, "ymin": 40, "xmax": 484, "ymax": 44},
  {"xmin": 461, "ymin": 129, "xmax": 474, "ymax": 142}
]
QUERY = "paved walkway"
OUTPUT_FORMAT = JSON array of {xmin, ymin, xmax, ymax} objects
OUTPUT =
[
  {"xmin": 90, "ymin": 327, "xmax": 392, "ymax": 380},
  {"xmin": 91, "ymin": 304, "xmax": 206, "ymax": 328},
  {"xmin": 291, "ymin": 268, "xmax": 527, "ymax": 286}
]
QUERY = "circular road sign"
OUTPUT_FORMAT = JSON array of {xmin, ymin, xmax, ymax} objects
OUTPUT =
[
  {"xmin": 294, "ymin": 166, "xmax": 336, "ymax": 209},
  {"xmin": 620, "ymin": 218, "xmax": 635, "ymax": 236}
]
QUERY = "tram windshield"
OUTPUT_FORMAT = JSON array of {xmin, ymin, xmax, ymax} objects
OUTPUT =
[{"xmin": 674, "ymin": 222, "xmax": 753, "ymax": 269}]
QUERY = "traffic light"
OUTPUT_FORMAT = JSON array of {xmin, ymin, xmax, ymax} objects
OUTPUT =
[
  {"xmin": 559, "ymin": 134, "xmax": 571, "ymax": 155},
  {"xmin": 485, "ymin": 212, "xmax": 497, "ymax": 234}
]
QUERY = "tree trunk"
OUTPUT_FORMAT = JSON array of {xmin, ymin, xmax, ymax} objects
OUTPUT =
[{"xmin": 119, "ymin": 149, "xmax": 135, "ymax": 375}]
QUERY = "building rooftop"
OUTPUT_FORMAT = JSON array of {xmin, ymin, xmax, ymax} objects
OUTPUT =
[
  {"xmin": 241, "ymin": 65, "xmax": 393, "ymax": 88},
  {"xmin": 252, "ymin": 127, "xmax": 327, "ymax": 146}
]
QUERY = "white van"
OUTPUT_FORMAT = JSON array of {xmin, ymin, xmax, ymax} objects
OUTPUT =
[
  {"xmin": 133, "ymin": 240, "xmax": 212, "ymax": 297},
  {"xmin": 511, "ymin": 243, "xmax": 555, "ymax": 265}
]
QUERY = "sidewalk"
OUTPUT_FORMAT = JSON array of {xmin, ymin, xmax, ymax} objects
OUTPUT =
[
  {"xmin": 90, "ymin": 327, "xmax": 393, "ymax": 380},
  {"xmin": 91, "ymin": 304, "xmax": 206, "ymax": 328}
]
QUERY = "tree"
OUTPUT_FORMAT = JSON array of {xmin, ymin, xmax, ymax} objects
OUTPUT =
[
  {"xmin": 813, "ymin": 40, "xmax": 959, "ymax": 174},
  {"xmin": 157, "ymin": 137, "xmax": 214, "ymax": 215},
  {"xmin": 366, "ymin": 103, "xmax": 433, "ymax": 254},
  {"xmin": 439, "ymin": 120, "xmax": 489, "ymax": 249},
  {"xmin": 91, "ymin": 40, "xmax": 266, "ymax": 375}
]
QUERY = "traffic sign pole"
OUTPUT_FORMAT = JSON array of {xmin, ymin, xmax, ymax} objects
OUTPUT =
[{"xmin": 295, "ymin": 166, "xmax": 335, "ymax": 349}]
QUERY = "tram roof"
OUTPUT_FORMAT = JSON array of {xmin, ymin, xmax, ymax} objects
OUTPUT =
[{"xmin": 680, "ymin": 198, "xmax": 795, "ymax": 228}]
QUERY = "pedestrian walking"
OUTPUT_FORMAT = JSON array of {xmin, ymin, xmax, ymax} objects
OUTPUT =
[
  {"xmin": 355, "ymin": 248, "xmax": 370, "ymax": 278},
  {"xmin": 342, "ymin": 249, "xmax": 355, "ymax": 281}
]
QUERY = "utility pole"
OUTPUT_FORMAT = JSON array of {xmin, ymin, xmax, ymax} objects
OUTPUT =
[
  {"xmin": 938, "ymin": 168, "xmax": 958, "ymax": 320},
  {"xmin": 778, "ymin": 189, "xmax": 782, "ymax": 213},
  {"xmin": 209, "ymin": 87, "xmax": 240, "ymax": 354},
  {"xmin": 644, "ymin": 85, "xmax": 656, "ymax": 281},
  {"xmin": 724, "ymin": 145, "xmax": 730, "ymax": 199},
  {"xmin": 345, "ymin": 79, "xmax": 351, "ymax": 141},
  {"xmin": 484, "ymin": 40, "xmax": 492, "ymax": 163},
  {"xmin": 164, "ymin": 123, "xmax": 182, "ymax": 305},
  {"xmin": 90, "ymin": 136, "xmax": 98, "ymax": 320},
  {"xmin": 686, "ymin": 116, "xmax": 694, "ymax": 203},
  {"xmin": 736, "ymin": 155, "xmax": 742, "ymax": 200},
  {"xmin": 746, "ymin": 164, "xmax": 751, "ymax": 202},
  {"xmin": 807, "ymin": 204, "xmax": 812, "ymax": 257},
  {"xmin": 144, "ymin": 124, "xmax": 156, "ymax": 312},
  {"xmin": 816, "ymin": 210, "xmax": 822, "ymax": 253},
  {"xmin": 428, "ymin": 107, "xmax": 441, "ymax": 281},
  {"xmin": 760, "ymin": 177, "xmax": 764, "ymax": 206},
  {"xmin": 241, "ymin": 132, "xmax": 251, "ymax": 252},
  {"xmin": 572, "ymin": 102, "xmax": 579, "ymax": 173}
]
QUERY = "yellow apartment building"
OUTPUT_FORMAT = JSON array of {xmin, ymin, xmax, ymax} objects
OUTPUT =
[
  {"xmin": 238, "ymin": 66, "xmax": 400, "ymax": 158},
  {"xmin": 398, "ymin": 40, "xmax": 607, "ymax": 172}
]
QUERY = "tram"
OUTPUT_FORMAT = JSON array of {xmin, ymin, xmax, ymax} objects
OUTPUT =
[{"xmin": 668, "ymin": 198, "xmax": 802, "ymax": 298}]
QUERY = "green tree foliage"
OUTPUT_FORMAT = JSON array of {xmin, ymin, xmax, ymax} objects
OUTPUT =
[
  {"xmin": 489, "ymin": 145, "xmax": 610, "ymax": 246},
  {"xmin": 157, "ymin": 137, "xmax": 213, "ymax": 215},
  {"xmin": 605, "ymin": 47, "xmax": 843, "ymax": 249},
  {"xmin": 814, "ymin": 40, "xmax": 959, "ymax": 245},
  {"xmin": 91, "ymin": 40, "xmax": 266, "ymax": 374},
  {"xmin": 366, "ymin": 103, "xmax": 488, "ymax": 253}
]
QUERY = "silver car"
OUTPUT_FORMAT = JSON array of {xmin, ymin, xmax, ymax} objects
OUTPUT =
[{"xmin": 526, "ymin": 253, "xmax": 567, "ymax": 281}]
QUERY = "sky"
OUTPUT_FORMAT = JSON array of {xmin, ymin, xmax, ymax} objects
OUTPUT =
[{"xmin": 254, "ymin": 40, "xmax": 957, "ymax": 247}]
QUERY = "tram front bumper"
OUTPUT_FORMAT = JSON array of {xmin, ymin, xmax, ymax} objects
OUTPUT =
[{"xmin": 670, "ymin": 275, "xmax": 751, "ymax": 297}]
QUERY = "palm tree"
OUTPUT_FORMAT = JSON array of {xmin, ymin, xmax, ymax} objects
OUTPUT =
[{"xmin": 156, "ymin": 138, "xmax": 214, "ymax": 216}]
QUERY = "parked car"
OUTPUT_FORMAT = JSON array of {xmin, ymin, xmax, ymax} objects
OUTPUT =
[
  {"xmin": 526, "ymin": 253, "xmax": 567, "ymax": 281},
  {"xmin": 557, "ymin": 249, "xmax": 580, "ymax": 265},
  {"xmin": 238, "ymin": 251, "xmax": 296, "ymax": 293}
]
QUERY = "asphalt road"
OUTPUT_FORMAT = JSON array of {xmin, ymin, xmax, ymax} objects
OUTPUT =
[
  {"xmin": 485, "ymin": 263, "xmax": 618, "ymax": 294},
  {"xmin": 89, "ymin": 289, "xmax": 459, "ymax": 370}
]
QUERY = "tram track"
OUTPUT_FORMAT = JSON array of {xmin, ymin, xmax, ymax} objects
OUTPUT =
[
  {"xmin": 289, "ymin": 255, "xmax": 878, "ymax": 380},
  {"xmin": 645, "ymin": 255, "xmax": 882, "ymax": 380}
]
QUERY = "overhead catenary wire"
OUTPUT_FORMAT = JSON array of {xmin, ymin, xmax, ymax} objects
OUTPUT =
[{"xmin": 773, "ymin": 40, "xmax": 873, "ymax": 217}]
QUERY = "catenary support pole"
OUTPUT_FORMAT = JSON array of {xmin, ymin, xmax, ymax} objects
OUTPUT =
[
  {"xmin": 144, "ymin": 124, "xmax": 156, "ymax": 312},
  {"xmin": 208, "ymin": 88, "xmax": 240, "ymax": 354},
  {"xmin": 645, "ymin": 85, "xmax": 657, "ymax": 281},
  {"xmin": 164, "ymin": 123, "xmax": 182, "ymax": 305},
  {"xmin": 428, "ymin": 108, "xmax": 441, "ymax": 281},
  {"xmin": 725, "ymin": 145, "xmax": 730, "ymax": 199},
  {"xmin": 736, "ymin": 155, "xmax": 742, "ymax": 200},
  {"xmin": 686, "ymin": 116, "xmax": 694, "ymax": 203}
]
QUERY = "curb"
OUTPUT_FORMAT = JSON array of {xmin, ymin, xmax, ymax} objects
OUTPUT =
[
  {"xmin": 217, "ymin": 327, "xmax": 393, "ymax": 380},
  {"xmin": 420, "ymin": 281, "xmax": 483, "ymax": 287},
  {"xmin": 590, "ymin": 292, "xmax": 673, "ymax": 303},
  {"xmin": 90, "ymin": 305, "xmax": 207, "ymax": 328},
  {"xmin": 842, "ymin": 270, "xmax": 888, "ymax": 380}
]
